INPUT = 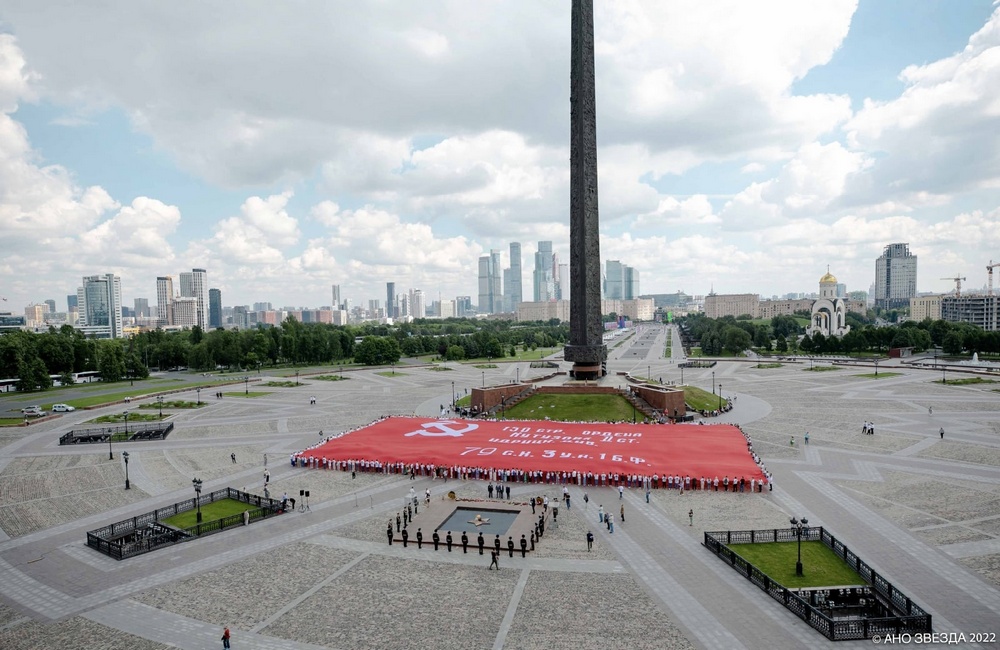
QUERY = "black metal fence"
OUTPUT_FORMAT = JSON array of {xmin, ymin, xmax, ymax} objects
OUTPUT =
[
  {"xmin": 703, "ymin": 527, "xmax": 932, "ymax": 641},
  {"xmin": 86, "ymin": 487, "xmax": 282, "ymax": 560},
  {"xmin": 59, "ymin": 422, "xmax": 174, "ymax": 445}
]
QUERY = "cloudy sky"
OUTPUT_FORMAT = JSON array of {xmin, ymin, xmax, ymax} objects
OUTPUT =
[{"xmin": 1, "ymin": 0, "xmax": 999, "ymax": 313}]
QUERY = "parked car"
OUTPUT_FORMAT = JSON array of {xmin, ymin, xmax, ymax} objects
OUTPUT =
[
  {"xmin": 52, "ymin": 404, "xmax": 76, "ymax": 412},
  {"xmin": 20, "ymin": 406, "xmax": 42, "ymax": 414},
  {"xmin": 22, "ymin": 407, "xmax": 45, "ymax": 417}
]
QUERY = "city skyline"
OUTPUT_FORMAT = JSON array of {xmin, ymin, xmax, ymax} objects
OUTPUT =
[{"xmin": 1, "ymin": 2, "xmax": 999, "ymax": 309}]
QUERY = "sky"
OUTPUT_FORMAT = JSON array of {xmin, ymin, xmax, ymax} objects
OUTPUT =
[{"xmin": 1, "ymin": 0, "xmax": 999, "ymax": 313}]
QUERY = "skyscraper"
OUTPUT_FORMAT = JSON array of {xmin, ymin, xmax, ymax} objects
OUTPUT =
[
  {"xmin": 156, "ymin": 276, "xmax": 174, "ymax": 325},
  {"xmin": 624, "ymin": 266, "xmax": 639, "ymax": 300},
  {"xmin": 66, "ymin": 294, "xmax": 78, "ymax": 311},
  {"xmin": 533, "ymin": 241, "xmax": 555, "ymax": 302},
  {"xmin": 386, "ymin": 282, "xmax": 396, "ymax": 319},
  {"xmin": 412, "ymin": 289, "xmax": 426, "ymax": 319},
  {"xmin": 503, "ymin": 242, "xmax": 523, "ymax": 312},
  {"xmin": 604, "ymin": 261, "xmax": 639, "ymax": 300},
  {"xmin": 874, "ymin": 243, "xmax": 917, "ymax": 310},
  {"xmin": 44, "ymin": 299, "xmax": 56, "ymax": 313},
  {"xmin": 208, "ymin": 288, "xmax": 222, "ymax": 328},
  {"xmin": 180, "ymin": 268, "xmax": 208, "ymax": 329},
  {"xmin": 478, "ymin": 250, "xmax": 502, "ymax": 314},
  {"xmin": 77, "ymin": 273, "xmax": 123, "ymax": 338},
  {"xmin": 556, "ymin": 263, "xmax": 570, "ymax": 300},
  {"xmin": 331, "ymin": 285, "xmax": 341, "ymax": 310},
  {"xmin": 133, "ymin": 298, "xmax": 150, "ymax": 319}
]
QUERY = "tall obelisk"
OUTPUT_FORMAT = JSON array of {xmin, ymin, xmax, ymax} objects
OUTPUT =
[{"xmin": 564, "ymin": 0, "xmax": 607, "ymax": 380}]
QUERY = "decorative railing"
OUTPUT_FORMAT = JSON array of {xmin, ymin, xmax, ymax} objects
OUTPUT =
[
  {"xmin": 703, "ymin": 527, "xmax": 931, "ymax": 641},
  {"xmin": 59, "ymin": 422, "xmax": 174, "ymax": 445},
  {"xmin": 86, "ymin": 487, "xmax": 282, "ymax": 560}
]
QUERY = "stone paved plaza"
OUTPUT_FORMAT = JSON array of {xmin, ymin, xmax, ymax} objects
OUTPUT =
[{"xmin": 1, "ymin": 324, "xmax": 999, "ymax": 648}]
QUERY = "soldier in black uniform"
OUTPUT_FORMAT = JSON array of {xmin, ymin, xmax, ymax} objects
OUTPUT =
[
  {"xmin": 507, "ymin": 536, "xmax": 515, "ymax": 558},
  {"xmin": 531, "ymin": 497, "xmax": 536, "ymax": 514},
  {"xmin": 416, "ymin": 528, "xmax": 423, "ymax": 549},
  {"xmin": 488, "ymin": 483, "xmax": 494, "ymax": 498},
  {"xmin": 401, "ymin": 527, "xmax": 408, "ymax": 547},
  {"xmin": 530, "ymin": 531, "xmax": 535, "ymax": 551},
  {"xmin": 445, "ymin": 531, "xmax": 453, "ymax": 552},
  {"xmin": 461, "ymin": 532, "xmax": 469, "ymax": 553},
  {"xmin": 493, "ymin": 534, "xmax": 501, "ymax": 557},
  {"xmin": 396, "ymin": 513, "xmax": 401, "ymax": 533},
  {"xmin": 520, "ymin": 534, "xmax": 527, "ymax": 557},
  {"xmin": 586, "ymin": 530, "xmax": 594, "ymax": 551},
  {"xmin": 407, "ymin": 503, "xmax": 412, "ymax": 522},
  {"xmin": 387, "ymin": 522, "xmax": 393, "ymax": 545},
  {"xmin": 477, "ymin": 532, "xmax": 485, "ymax": 555},
  {"xmin": 432, "ymin": 530, "xmax": 440, "ymax": 551},
  {"xmin": 505, "ymin": 485, "xmax": 511, "ymax": 500}
]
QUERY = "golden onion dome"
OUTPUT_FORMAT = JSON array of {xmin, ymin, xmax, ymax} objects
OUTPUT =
[{"xmin": 819, "ymin": 271, "xmax": 837, "ymax": 284}]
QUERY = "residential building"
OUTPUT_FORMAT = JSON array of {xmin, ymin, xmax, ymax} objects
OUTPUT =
[
  {"xmin": 533, "ymin": 241, "xmax": 555, "ymax": 302},
  {"xmin": 503, "ymin": 242, "xmax": 523, "ymax": 312},
  {"xmin": 518, "ymin": 300, "xmax": 571, "ymax": 323},
  {"xmin": 874, "ymin": 243, "xmax": 917, "ymax": 310},
  {"xmin": 478, "ymin": 250, "xmax": 502, "ymax": 314},
  {"xmin": 156, "ymin": 276, "xmax": 174, "ymax": 326},
  {"xmin": 331, "ymin": 285, "xmax": 341, "ymax": 310},
  {"xmin": 910, "ymin": 295, "xmax": 944, "ymax": 322},
  {"xmin": 172, "ymin": 297, "xmax": 198, "ymax": 327},
  {"xmin": 253, "ymin": 301, "xmax": 273, "ymax": 312},
  {"xmin": 179, "ymin": 268, "xmax": 208, "ymax": 329},
  {"xmin": 941, "ymin": 295, "xmax": 999, "ymax": 332},
  {"xmin": 703, "ymin": 293, "xmax": 761, "ymax": 319},
  {"xmin": 233, "ymin": 305, "xmax": 249, "ymax": 329},
  {"xmin": 386, "ymin": 282, "xmax": 396, "ymax": 319},
  {"xmin": 411, "ymin": 289, "xmax": 426, "ymax": 319},
  {"xmin": 556, "ymin": 263, "xmax": 570, "ymax": 300},
  {"xmin": 208, "ymin": 289, "xmax": 222, "ymax": 328},
  {"xmin": 25, "ymin": 304, "xmax": 46, "ymax": 327},
  {"xmin": 77, "ymin": 273, "xmax": 123, "ymax": 338},
  {"xmin": 44, "ymin": 299, "xmax": 56, "ymax": 313},
  {"xmin": 133, "ymin": 298, "xmax": 150, "ymax": 319}
]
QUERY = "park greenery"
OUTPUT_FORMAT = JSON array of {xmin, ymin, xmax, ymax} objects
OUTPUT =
[
  {"xmin": 0, "ymin": 318, "xmax": 570, "ymax": 392},
  {"xmin": 729, "ymin": 541, "xmax": 864, "ymax": 589},
  {"xmin": 503, "ymin": 393, "xmax": 650, "ymax": 422},
  {"xmin": 160, "ymin": 498, "xmax": 251, "ymax": 529},
  {"xmin": 679, "ymin": 312, "xmax": 1000, "ymax": 357}
]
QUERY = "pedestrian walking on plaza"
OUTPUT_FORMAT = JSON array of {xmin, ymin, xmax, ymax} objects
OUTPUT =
[
  {"xmin": 221, "ymin": 625, "xmax": 231, "ymax": 649},
  {"xmin": 263, "ymin": 453, "xmax": 267, "ymax": 467},
  {"xmin": 231, "ymin": 453, "xmax": 237, "ymax": 464},
  {"xmin": 620, "ymin": 504, "xmax": 625, "ymax": 523},
  {"xmin": 446, "ymin": 531, "xmax": 453, "ymax": 552},
  {"xmin": 609, "ymin": 513, "xmax": 615, "ymax": 534},
  {"xmin": 242, "ymin": 510, "xmax": 249, "ymax": 526},
  {"xmin": 586, "ymin": 531, "xmax": 593, "ymax": 551},
  {"xmin": 520, "ymin": 534, "xmax": 527, "ymax": 557},
  {"xmin": 402, "ymin": 528, "xmax": 408, "ymax": 547},
  {"xmin": 598, "ymin": 504, "xmax": 604, "ymax": 524},
  {"xmin": 646, "ymin": 489, "xmax": 650, "ymax": 503},
  {"xmin": 462, "ymin": 532, "xmax": 469, "ymax": 553},
  {"xmin": 489, "ymin": 550, "xmax": 500, "ymax": 570},
  {"xmin": 478, "ymin": 532, "xmax": 485, "ymax": 555},
  {"xmin": 619, "ymin": 485, "xmax": 624, "ymax": 499},
  {"xmin": 432, "ymin": 531, "xmax": 440, "ymax": 551},
  {"xmin": 929, "ymin": 406, "xmax": 933, "ymax": 415},
  {"xmin": 940, "ymin": 427, "xmax": 945, "ymax": 439},
  {"xmin": 507, "ymin": 536, "xmax": 515, "ymax": 558},
  {"xmin": 804, "ymin": 432, "xmax": 810, "ymax": 445},
  {"xmin": 689, "ymin": 509, "xmax": 694, "ymax": 526},
  {"xmin": 387, "ymin": 523, "xmax": 393, "ymax": 546},
  {"xmin": 583, "ymin": 492, "xmax": 589, "ymax": 506},
  {"xmin": 417, "ymin": 528, "xmax": 423, "ymax": 549}
]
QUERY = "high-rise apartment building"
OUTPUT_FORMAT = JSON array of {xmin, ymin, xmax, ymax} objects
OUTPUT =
[
  {"xmin": 456, "ymin": 296, "xmax": 472, "ymax": 317},
  {"xmin": 156, "ymin": 276, "xmax": 174, "ymax": 325},
  {"xmin": 533, "ymin": 241, "xmax": 555, "ymax": 302},
  {"xmin": 874, "ymin": 243, "xmax": 917, "ymax": 310},
  {"xmin": 133, "ymin": 298, "xmax": 150, "ymax": 318},
  {"xmin": 208, "ymin": 288, "xmax": 222, "ymax": 328},
  {"xmin": 331, "ymin": 285, "xmax": 341, "ymax": 310},
  {"xmin": 179, "ymin": 268, "xmax": 208, "ymax": 329},
  {"xmin": 25, "ymin": 304, "xmax": 46, "ymax": 326},
  {"xmin": 172, "ymin": 297, "xmax": 198, "ymax": 327},
  {"xmin": 253, "ymin": 301, "xmax": 273, "ymax": 312},
  {"xmin": 386, "ymin": 282, "xmax": 396, "ymax": 319},
  {"xmin": 478, "ymin": 250, "xmax": 503, "ymax": 314},
  {"xmin": 556, "ymin": 263, "xmax": 570, "ymax": 300},
  {"xmin": 503, "ymin": 243, "xmax": 522, "ymax": 312},
  {"xmin": 44, "ymin": 299, "xmax": 56, "ymax": 313},
  {"xmin": 77, "ymin": 273, "xmax": 123, "ymax": 338},
  {"xmin": 411, "ymin": 289, "xmax": 426, "ymax": 319}
]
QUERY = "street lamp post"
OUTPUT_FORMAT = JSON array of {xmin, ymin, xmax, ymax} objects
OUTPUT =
[
  {"xmin": 244, "ymin": 376, "xmax": 249, "ymax": 396},
  {"xmin": 790, "ymin": 516, "xmax": 809, "ymax": 576},
  {"xmin": 516, "ymin": 367, "xmax": 520, "ymax": 384},
  {"xmin": 712, "ymin": 371, "xmax": 715, "ymax": 395},
  {"xmin": 339, "ymin": 364, "xmax": 343, "ymax": 380},
  {"xmin": 193, "ymin": 477, "xmax": 203, "ymax": 523},
  {"xmin": 874, "ymin": 358, "xmax": 879, "ymax": 377},
  {"xmin": 648, "ymin": 365, "xmax": 651, "ymax": 382},
  {"xmin": 108, "ymin": 427, "xmax": 114, "ymax": 460},
  {"xmin": 680, "ymin": 366, "xmax": 684, "ymax": 385},
  {"xmin": 295, "ymin": 370, "xmax": 299, "ymax": 386},
  {"xmin": 123, "ymin": 410, "xmax": 129, "ymax": 435},
  {"xmin": 482, "ymin": 371, "xmax": 485, "ymax": 388},
  {"xmin": 451, "ymin": 381, "xmax": 455, "ymax": 408},
  {"xmin": 719, "ymin": 384, "xmax": 722, "ymax": 410},
  {"xmin": 157, "ymin": 395, "xmax": 163, "ymax": 419},
  {"xmin": 197, "ymin": 387, "xmax": 201, "ymax": 405},
  {"xmin": 501, "ymin": 396, "xmax": 506, "ymax": 420},
  {"xmin": 122, "ymin": 451, "xmax": 131, "ymax": 490},
  {"xmin": 942, "ymin": 367, "xmax": 946, "ymax": 384}
]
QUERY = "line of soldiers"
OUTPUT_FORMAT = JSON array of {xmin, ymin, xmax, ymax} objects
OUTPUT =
[{"xmin": 386, "ymin": 525, "xmax": 537, "ymax": 559}]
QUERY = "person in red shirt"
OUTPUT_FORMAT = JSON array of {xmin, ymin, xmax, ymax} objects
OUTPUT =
[{"xmin": 221, "ymin": 625, "xmax": 231, "ymax": 649}]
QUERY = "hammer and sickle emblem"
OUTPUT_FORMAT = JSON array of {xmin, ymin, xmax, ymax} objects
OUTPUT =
[{"xmin": 403, "ymin": 420, "xmax": 478, "ymax": 437}]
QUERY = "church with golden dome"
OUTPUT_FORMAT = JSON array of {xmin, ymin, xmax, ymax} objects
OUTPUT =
[{"xmin": 806, "ymin": 267, "xmax": 851, "ymax": 338}]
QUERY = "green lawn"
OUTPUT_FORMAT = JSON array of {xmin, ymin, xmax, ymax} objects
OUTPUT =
[
  {"xmin": 803, "ymin": 366, "xmax": 840, "ymax": 372},
  {"xmin": 138, "ymin": 400, "xmax": 203, "ymax": 409},
  {"xmin": 472, "ymin": 364, "xmax": 499, "ymax": 369},
  {"xmin": 0, "ymin": 418, "xmax": 26, "ymax": 427},
  {"xmin": 504, "ymin": 393, "xmax": 650, "ymax": 422},
  {"xmin": 375, "ymin": 371, "xmax": 406, "ymax": 377},
  {"xmin": 261, "ymin": 381, "xmax": 302, "ymax": 387},
  {"xmin": 312, "ymin": 375, "xmax": 348, "ymax": 381},
  {"xmin": 221, "ymin": 391, "xmax": 271, "ymax": 398},
  {"xmin": 160, "ymin": 498, "xmax": 252, "ymax": 529},
  {"xmin": 729, "ymin": 540, "xmax": 865, "ymax": 589},
  {"xmin": 87, "ymin": 413, "xmax": 165, "ymax": 424},
  {"xmin": 36, "ymin": 378, "xmax": 251, "ymax": 410},
  {"xmin": 689, "ymin": 347, "xmax": 743, "ymax": 358},
  {"xmin": 681, "ymin": 385, "xmax": 725, "ymax": 412},
  {"xmin": 425, "ymin": 366, "xmax": 454, "ymax": 372},
  {"xmin": 753, "ymin": 363, "xmax": 784, "ymax": 369},
  {"xmin": 853, "ymin": 372, "xmax": 902, "ymax": 379},
  {"xmin": 937, "ymin": 377, "xmax": 999, "ymax": 385}
]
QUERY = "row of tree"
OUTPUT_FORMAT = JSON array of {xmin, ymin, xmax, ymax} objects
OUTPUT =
[
  {"xmin": 679, "ymin": 312, "xmax": 1000, "ymax": 356},
  {"xmin": 1, "ymin": 318, "xmax": 572, "ymax": 391}
]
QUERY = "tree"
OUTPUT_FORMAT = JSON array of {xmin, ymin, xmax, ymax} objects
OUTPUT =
[
  {"xmin": 775, "ymin": 335, "xmax": 788, "ymax": 353},
  {"xmin": 353, "ymin": 336, "xmax": 402, "ymax": 366},
  {"xmin": 445, "ymin": 345, "xmax": 466, "ymax": 361},
  {"xmin": 96, "ymin": 341, "xmax": 127, "ymax": 382},
  {"xmin": 722, "ymin": 326, "xmax": 752, "ymax": 355},
  {"xmin": 942, "ymin": 331, "xmax": 964, "ymax": 355},
  {"xmin": 17, "ymin": 357, "xmax": 51, "ymax": 392}
]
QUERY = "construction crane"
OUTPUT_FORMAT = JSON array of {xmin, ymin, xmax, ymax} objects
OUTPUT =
[
  {"xmin": 989, "ymin": 260, "xmax": 1000, "ymax": 296},
  {"xmin": 941, "ymin": 275, "xmax": 967, "ymax": 297}
]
